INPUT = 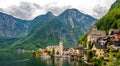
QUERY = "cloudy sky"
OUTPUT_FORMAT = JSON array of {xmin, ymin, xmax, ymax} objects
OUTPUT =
[{"xmin": 0, "ymin": 0, "xmax": 116, "ymax": 20}]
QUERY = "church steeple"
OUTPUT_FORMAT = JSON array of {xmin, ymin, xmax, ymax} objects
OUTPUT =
[
  {"xmin": 59, "ymin": 39, "xmax": 63, "ymax": 46},
  {"xmin": 92, "ymin": 24, "xmax": 97, "ymax": 30},
  {"xmin": 59, "ymin": 38, "xmax": 63, "ymax": 55}
]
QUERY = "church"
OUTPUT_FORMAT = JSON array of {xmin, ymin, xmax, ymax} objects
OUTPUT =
[
  {"xmin": 46, "ymin": 40, "xmax": 63, "ymax": 55},
  {"xmin": 87, "ymin": 24, "xmax": 106, "ymax": 49}
]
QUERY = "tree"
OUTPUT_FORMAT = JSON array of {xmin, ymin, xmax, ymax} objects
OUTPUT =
[
  {"xmin": 52, "ymin": 48, "xmax": 55, "ymax": 55},
  {"xmin": 88, "ymin": 41, "xmax": 93, "ymax": 50},
  {"xmin": 117, "ymin": 53, "xmax": 120, "ymax": 59},
  {"xmin": 92, "ymin": 57, "xmax": 102, "ymax": 66},
  {"xmin": 109, "ymin": 46, "xmax": 115, "ymax": 52},
  {"xmin": 33, "ymin": 50, "xmax": 42, "ymax": 56},
  {"xmin": 78, "ymin": 33, "xmax": 88, "ymax": 48},
  {"xmin": 87, "ymin": 50, "xmax": 93, "ymax": 62},
  {"xmin": 117, "ymin": 53, "xmax": 120, "ymax": 65},
  {"xmin": 108, "ymin": 47, "xmax": 114, "ymax": 66},
  {"xmin": 48, "ymin": 51, "xmax": 51, "ymax": 55},
  {"xmin": 78, "ymin": 54, "xmax": 82, "ymax": 59}
]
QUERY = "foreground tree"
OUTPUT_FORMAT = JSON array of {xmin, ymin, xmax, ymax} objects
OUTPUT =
[
  {"xmin": 92, "ymin": 57, "xmax": 102, "ymax": 66},
  {"xmin": 87, "ymin": 50, "xmax": 93, "ymax": 62}
]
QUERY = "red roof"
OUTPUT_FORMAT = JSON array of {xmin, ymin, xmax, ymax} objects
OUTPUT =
[{"xmin": 113, "ymin": 34, "xmax": 120, "ymax": 40}]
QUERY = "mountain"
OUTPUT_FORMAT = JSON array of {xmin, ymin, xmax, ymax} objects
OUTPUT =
[
  {"xmin": 8, "ymin": 9, "xmax": 97, "ymax": 50},
  {"xmin": 0, "ymin": 12, "xmax": 56, "ymax": 50},
  {"xmin": 0, "ymin": 37, "xmax": 19, "ymax": 49},
  {"xmin": 96, "ymin": 0, "xmax": 120, "ymax": 32},
  {"xmin": 29, "ymin": 12, "xmax": 55, "ymax": 33},
  {"xmin": 0, "ymin": 12, "xmax": 30, "ymax": 37}
]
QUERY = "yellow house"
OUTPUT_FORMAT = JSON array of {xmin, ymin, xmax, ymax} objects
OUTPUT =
[{"xmin": 92, "ymin": 42, "xmax": 107, "ymax": 57}]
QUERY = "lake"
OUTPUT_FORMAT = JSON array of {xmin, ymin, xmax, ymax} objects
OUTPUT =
[{"xmin": 0, "ymin": 52, "xmax": 87, "ymax": 66}]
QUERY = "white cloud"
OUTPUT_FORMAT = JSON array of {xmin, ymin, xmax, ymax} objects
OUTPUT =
[{"xmin": 0, "ymin": 0, "xmax": 116, "ymax": 20}]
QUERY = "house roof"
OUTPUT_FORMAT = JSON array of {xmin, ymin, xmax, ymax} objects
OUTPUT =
[
  {"xmin": 88, "ymin": 30, "xmax": 106, "ymax": 36},
  {"xmin": 113, "ymin": 34, "xmax": 120, "ymax": 40},
  {"xmin": 63, "ymin": 48, "xmax": 69, "ymax": 51},
  {"xmin": 112, "ymin": 45, "xmax": 120, "ymax": 50},
  {"xmin": 74, "ymin": 46, "xmax": 83, "ymax": 50},
  {"xmin": 109, "ymin": 29, "xmax": 120, "ymax": 35},
  {"xmin": 94, "ymin": 42, "xmax": 107, "ymax": 49}
]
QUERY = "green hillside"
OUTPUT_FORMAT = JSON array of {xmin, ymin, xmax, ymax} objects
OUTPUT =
[
  {"xmin": 0, "ymin": 37, "xmax": 19, "ymax": 50},
  {"xmin": 96, "ymin": 0, "xmax": 120, "ymax": 32}
]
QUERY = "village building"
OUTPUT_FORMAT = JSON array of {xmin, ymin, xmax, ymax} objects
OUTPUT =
[
  {"xmin": 107, "ymin": 29, "xmax": 120, "ymax": 47},
  {"xmin": 63, "ymin": 48, "xmax": 69, "ymax": 55},
  {"xmin": 113, "ymin": 34, "xmax": 120, "ymax": 40},
  {"xmin": 46, "ymin": 40, "xmax": 63, "ymax": 55},
  {"xmin": 92, "ymin": 41, "xmax": 107, "ymax": 57},
  {"xmin": 87, "ymin": 24, "xmax": 106, "ymax": 49},
  {"xmin": 109, "ymin": 29, "xmax": 120, "ymax": 35},
  {"xmin": 81, "ymin": 48, "xmax": 87, "ymax": 60},
  {"xmin": 63, "ymin": 46, "xmax": 83, "ymax": 56},
  {"xmin": 74, "ymin": 46, "xmax": 83, "ymax": 54},
  {"xmin": 67, "ymin": 48, "xmax": 76, "ymax": 55},
  {"xmin": 111, "ymin": 45, "xmax": 120, "ymax": 52}
]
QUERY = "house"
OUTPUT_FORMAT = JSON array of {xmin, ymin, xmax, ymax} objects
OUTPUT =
[
  {"xmin": 87, "ymin": 24, "xmax": 106, "ymax": 49},
  {"xmin": 46, "ymin": 39, "xmax": 63, "ymax": 55},
  {"xmin": 92, "ymin": 42, "xmax": 107, "ymax": 57},
  {"xmin": 107, "ymin": 34, "xmax": 120, "ymax": 46},
  {"xmin": 68, "ymin": 48, "xmax": 76, "ymax": 55},
  {"xmin": 109, "ymin": 29, "xmax": 120, "ymax": 35},
  {"xmin": 113, "ymin": 34, "xmax": 120, "ymax": 40},
  {"xmin": 63, "ymin": 48, "xmax": 69, "ymax": 55},
  {"xmin": 81, "ymin": 48, "xmax": 87, "ymax": 60},
  {"xmin": 111, "ymin": 45, "xmax": 120, "ymax": 52},
  {"xmin": 62, "ymin": 45, "xmax": 83, "ymax": 55},
  {"xmin": 74, "ymin": 46, "xmax": 83, "ymax": 54}
]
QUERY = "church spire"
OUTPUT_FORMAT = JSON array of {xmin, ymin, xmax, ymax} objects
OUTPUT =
[
  {"xmin": 92, "ymin": 24, "xmax": 97, "ymax": 30},
  {"xmin": 59, "ymin": 38, "xmax": 63, "ymax": 46}
]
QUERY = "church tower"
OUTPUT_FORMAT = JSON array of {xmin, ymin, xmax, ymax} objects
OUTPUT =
[
  {"xmin": 92, "ymin": 24, "xmax": 97, "ymax": 30},
  {"xmin": 59, "ymin": 39, "xmax": 63, "ymax": 55}
]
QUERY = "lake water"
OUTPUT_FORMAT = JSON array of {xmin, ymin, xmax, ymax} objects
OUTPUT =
[{"xmin": 0, "ymin": 52, "xmax": 87, "ymax": 66}]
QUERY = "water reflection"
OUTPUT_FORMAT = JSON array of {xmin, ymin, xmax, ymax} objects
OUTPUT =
[
  {"xmin": 40, "ymin": 57, "xmax": 87, "ymax": 66},
  {"xmin": 0, "ymin": 52, "xmax": 87, "ymax": 66}
]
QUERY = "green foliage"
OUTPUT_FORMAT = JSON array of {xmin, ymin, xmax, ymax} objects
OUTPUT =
[
  {"xmin": 0, "ymin": 37, "xmax": 19, "ymax": 50},
  {"xmin": 78, "ymin": 33, "xmax": 88, "ymax": 48},
  {"xmin": 87, "ymin": 50, "xmax": 93, "ymax": 62},
  {"xmin": 34, "ymin": 50, "xmax": 42, "ymax": 55},
  {"xmin": 48, "ymin": 51, "xmax": 51, "ymax": 55},
  {"xmin": 109, "ymin": 46, "xmax": 115, "ymax": 52},
  {"xmin": 117, "ymin": 53, "xmax": 120, "ymax": 59},
  {"xmin": 110, "ymin": 0, "xmax": 120, "ymax": 10},
  {"xmin": 78, "ymin": 54, "xmax": 82, "ymax": 59},
  {"xmin": 78, "ymin": 33, "xmax": 88, "ymax": 44},
  {"xmin": 52, "ymin": 48, "xmax": 55, "ymax": 55},
  {"xmin": 107, "ymin": 52, "xmax": 120, "ymax": 66},
  {"xmin": 96, "ymin": 0, "xmax": 120, "ymax": 32},
  {"xmin": 88, "ymin": 41, "xmax": 93, "ymax": 50},
  {"xmin": 117, "ymin": 53, "xmax": 120, "ymax": 65},
  {"xmin": 92, "ymin": 57, "xmax": 103, "ymax": 66}
]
